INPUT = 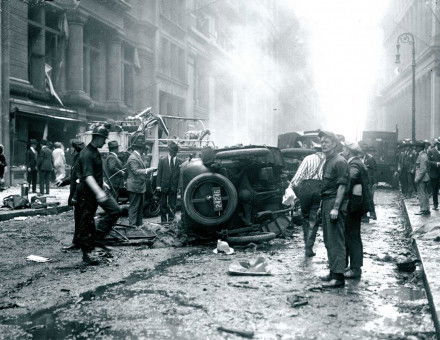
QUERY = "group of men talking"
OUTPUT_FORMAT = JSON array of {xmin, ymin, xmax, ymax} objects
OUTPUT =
[
  {"xmin": 60, "ymin": 124, "xmax": 181, "ymax": 265},
  {"xmin": 289, "ymin": 130, "xmax": 376, "ymax": 288}
]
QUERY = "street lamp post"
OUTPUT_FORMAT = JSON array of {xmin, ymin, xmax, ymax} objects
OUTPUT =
[{"xmin": 395, "ymin": 32, "xmax": 416, "ymax": 141}]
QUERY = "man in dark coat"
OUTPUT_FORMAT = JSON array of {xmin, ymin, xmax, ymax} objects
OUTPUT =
[
  {"xmin": 104, "ymin": 140, "xmax": 125, "ymax": 200},
  {"xmin": 428, "ymin": 139, "xmax": 440, "ymax": 210},
  {"xmin": 26, "ymin": 139, "xmax": 38, "ymax": 193},
  {"xmin": 342, "ymin": 142, "xmax": 376, "ymax": 280},
  {"xmin": 156, "ymin": 141, "xmax": 181, "ymax": 223},
  {"xmin": 38, "ymin": 139, "xmax": 53, "ymax": 195}
]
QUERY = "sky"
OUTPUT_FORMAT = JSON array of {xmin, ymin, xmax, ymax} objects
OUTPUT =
[{"xmin": 287, "ymin": 0, "xmax": 391, "ymax": 141}]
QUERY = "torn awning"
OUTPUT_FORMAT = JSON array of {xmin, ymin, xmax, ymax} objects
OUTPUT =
[{"xmin": 10, "ymin": 98, "xmax": 84, "ymax": 123}]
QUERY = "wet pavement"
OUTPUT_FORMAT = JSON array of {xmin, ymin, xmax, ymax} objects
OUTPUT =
[{"xmin": 0, "ymin": 189, "xmax": 437, "ymax": 339}]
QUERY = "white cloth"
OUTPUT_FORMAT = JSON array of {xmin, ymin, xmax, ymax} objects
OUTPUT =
[{"xmin": 52, "ymin": 148, "xmax": 66, "ymax": 181}]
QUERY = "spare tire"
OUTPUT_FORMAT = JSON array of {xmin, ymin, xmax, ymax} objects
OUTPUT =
[{"xmin": 183, "ymin": 172, "xmax": 238, "ymax": 226}]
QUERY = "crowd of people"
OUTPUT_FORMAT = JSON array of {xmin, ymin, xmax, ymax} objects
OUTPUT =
[
  {"xmin": 56, "ymin": 125, "xmax": 181, "ymax": 265},
  {"xmin": 396, "ymin": 139, "xmax": 440, "ymax": 216},
  {"xmin": 288, "ymin": 131, "xmax": 377, "ymax": 288},
  {"xmin": 25, "ymin": 139, "xmax": 67, "ymax": 195}
]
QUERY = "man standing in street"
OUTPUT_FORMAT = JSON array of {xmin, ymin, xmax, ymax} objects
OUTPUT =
[
  {"xmin": 318, "ymin": 130, "xmax": 349, "ymax": 288},
  {"xmin": 38, "ymin": 140, "xmax": 53, "ymax": 195},
  {"xmin": 26, "ymin": 139, "xmax": 38, "ymax": 193},
  {"xmin": 126, "ymin": 136, "xmax": 154, "ymax": 227},
  {"xmin": 104, "ymin": 140, "xmax": 125, "ymax": 200},
  {"xmin": 76, "ymin": 125, "xmax": 118, "ymax": 265},
  {"xmin": 414, "ymin": 141, "xmax": 431, "ymax": 216},
  {"xmin": 341, "ymin": 142, "xmax": 376, "ymax": 280},
  {"xmin": 157, "ymin": 141, "xmax": 181, "ymax": 223},
  {"xmin": 427, "ymin": 139, "xmax": 440, "ymax": 210},
  {"xmin": 289, "ymin": 143, "xmax": 325, "ymax": 257}
]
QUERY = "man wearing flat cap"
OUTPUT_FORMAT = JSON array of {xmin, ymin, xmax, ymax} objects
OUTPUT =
[
  {"xmin": 26, "ymin": 139, "xmax": 38, "ymax": 193},
  {"xmin": 318, "ymin": 130, "xmax": 349, "ymax": 288},
  {"xmin": 157, "ymin": 141, "xmax": 181, "ymax": 223},
  {"xmin": 104, "ymin": 140, "xmax": 125, "ymax": 200},
  {"xmin": 126, "ymin": 135, "xmax": 154, "ymax": 227},
  {"xmin": 414, "ymin": 140, "xmax": 431, "ymax": 215}
]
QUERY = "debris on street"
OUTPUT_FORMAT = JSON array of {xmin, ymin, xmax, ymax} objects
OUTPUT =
[
  {"xmin": 287, "ymin": 294, "xmax": 309, "ymax": 308},
  {"xmin": 217, "ymin": 326, "xmax": 255, "ymax": 339},
  {"xmin": 213, "ymin": 240, "xmax": 234, "ymax": 255},
  {"xmin": 228, "ymin": 256, "xmax": 272, "ymax": 276},
  {"xmin": 25, "ymin": 255, "xmax": 50, "ymax": 263}
]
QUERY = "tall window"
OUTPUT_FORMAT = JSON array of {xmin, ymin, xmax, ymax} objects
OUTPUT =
[
  {"xmin": 28, "ymin": 5, "xmax": 62, "ymax": 90},
  {"xmin": 83, "ymin": 34, "xmax": 102, "ymax": 100},
  {"xmin": 160, "ymin": 37, "xmax": 185, "ymax": 82},
  {"xmin": 160, "ymin": 0, "xmax": 184, "ymax": 26}
]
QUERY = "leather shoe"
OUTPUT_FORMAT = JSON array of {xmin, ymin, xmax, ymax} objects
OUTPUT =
[
  {"xmin": 344, "ymin": 269, "xmax": 361, "ymax": 279},
  {"xmin": 322, "ymin": 279, "xmax": 345, "ymax": 288},
  {"xmin": 82, "ymin": 252, "xmax": 100, "ymax": 265},
  {"xmin": 320, "ymin": 272, "xmax": 333, "ymax": 282},
  {"xmin": 434, "ymin": 206, "xmax": 438, "ymax": 211},
  {"xmin": 62, "ymin": 244, "xmax": 80, "ymax": 251},
  {"xmin": 415, "ymin": 211, "xmax": 430, "ymax": 216},
  {"xmin": 305, "ymin": 250, "xmax": 316, "ymax": 257}
]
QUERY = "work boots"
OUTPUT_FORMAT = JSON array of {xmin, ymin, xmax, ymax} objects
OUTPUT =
[
  {"xmin": 321, "ymin": 272, "xmax": 345, "ymax": 288},
  {"xmin": 82, "ymin": 251, "xmax": 100, "ymax": 265}
]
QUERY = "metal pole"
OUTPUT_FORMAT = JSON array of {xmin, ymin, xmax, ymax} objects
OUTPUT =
[
  {"xmin": 411, "ymin": 40, "xmax": 416, "ymax": 141},
  {"xmin": 1, "ymin": 0, "xmax": 10, "ymax": 185}
]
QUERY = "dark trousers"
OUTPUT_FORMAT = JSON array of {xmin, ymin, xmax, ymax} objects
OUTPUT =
[
  {"xmin": 407, "ymin": 172, "xmax": 415, "ymax": 195},
  {"xmin": 39, "ymin": 170, "xmax": 51, "ymax": 194},
  {"xmin": 431, "ymin": 177, "xmax": 440, "ymax": 208},
  {"xmin": 128, "ymin": 192, "xmax": 144, "ymax": 226},
  {"xmin": 300, "ymin": 192, "xmax": 321, "ymax": 251},
  {"xmin": 399, "ymin": 169, "xmax": 408, "ymax": 195},
  {"xmin": 27, "ymin": 169, "xmax": 37, "ymax": 193},
  {"xmin": 345, "ymin": 211, "xmax": 363, "ymax": 270},
  {"xmin": 160, "ymin": 190, "xmax": 177, "ymax": 222},
  {"xmin": 321, "ymin": 198, "xmax": 346, "ymax": 274},
  {"xmin": 76, "ymin": 189, "xmax": 98, "ymax": 252},
  {"xmin": 72, "ymin": 205, "xmax": 81, "ymax": 246}
]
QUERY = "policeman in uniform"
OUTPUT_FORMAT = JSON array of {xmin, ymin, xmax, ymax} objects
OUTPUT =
[{"xmin": 76, "ymin": 125, "xmax": 120, "ymax": 265}]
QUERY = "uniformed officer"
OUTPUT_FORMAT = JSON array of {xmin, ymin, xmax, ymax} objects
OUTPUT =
[{"xmin": 76, "ymin": 125, "xmax": 120, "ymax": 265}]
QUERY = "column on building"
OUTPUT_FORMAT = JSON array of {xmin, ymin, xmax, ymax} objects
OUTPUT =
[
  {"xmin": 431, "ymin": 68, "xmax": 440, "ymax": 138},
  {"xmin": 107, "ymin": 33, "xmax": 123, "ymax": 106},
  {"xmin": 64, "ymin": 11, "xmax": 90, "ymax": 107}
]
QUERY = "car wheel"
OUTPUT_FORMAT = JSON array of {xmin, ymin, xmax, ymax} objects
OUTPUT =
[{"xmin": 183, "ymin": 172, "xmax": 238, "ymax": 226}]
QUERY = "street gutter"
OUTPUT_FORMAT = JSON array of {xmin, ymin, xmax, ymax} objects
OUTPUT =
[{"xmin": 399, "ymin": 195, "xmax": 440, "ymax": 338}]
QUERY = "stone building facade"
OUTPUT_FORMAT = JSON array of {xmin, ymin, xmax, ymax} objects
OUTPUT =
[
  {"xmin": 375, "ymin": 0, "xmax": 440, "ymax": 140},
  {"xmin": 4, "ymin": 0, "xmax": 316, "ymax": 173}
]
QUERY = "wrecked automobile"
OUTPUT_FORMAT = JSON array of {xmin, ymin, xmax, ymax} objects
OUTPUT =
[{"xmin": 180, "ymin": 145, "xmax": 292, "ymax": 243}]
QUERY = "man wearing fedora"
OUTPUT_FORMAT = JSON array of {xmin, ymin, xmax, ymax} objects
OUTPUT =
[
  {"xmin": 157, "ymin": 141, "xmax": 181, "ymax": 223},
  {"xmin": 318, "ymin": 130, "xmax": 349, "ymax": 288},
  {"xmin": 104, "ymin": 140, "xmax": 125, "ymax": 200},
  {"xmin": 126, "ymin": 135, "xmax": 154, "ymax": 227},
  {"xmin": 26, "ymin": 139, "xmax": 38, "ymax": 193}
]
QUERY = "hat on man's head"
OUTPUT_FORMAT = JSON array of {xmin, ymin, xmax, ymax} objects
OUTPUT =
[
  {"xmin": 92, "ymin": 125, "xmax": 109, "ymax": 139},
  {"xmin": 318, "ymin": 130, "xmax": 340, "ymax": 143},
  {"xmin": 131, "ymin": 135, "xmax": 146, "ymax": 149},
  {"xmin": 414, "ymin": 140, "xmax": 425, "ymax": 147},
  {"xmin": 344, "ymin": 141, "xmax": 362, "ymax": 153},
  {"xmin": 168, "ymin": 141, "xmax": 179, "ymax": 151},
  {"xmin": 108, "ymin": 140, "xmax": 119, "ymax": 150}
]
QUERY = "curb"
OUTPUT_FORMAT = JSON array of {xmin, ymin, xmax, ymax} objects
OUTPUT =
[
  {"xmin": 0, "ymin": 205, "xmax": 72, "ymax": 222},
  {"xmin": 399, "ymin": 196, "xmax": 440, "ymax": 337}
]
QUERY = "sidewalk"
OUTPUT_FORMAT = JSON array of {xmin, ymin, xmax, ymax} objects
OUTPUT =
[
  {"xmin": 0, "ymin": 185, "xmax": 71, "ymax": 221},
  {"xmin": 401, "ymin": 195, "xmax": 440, "ymax": 336}
]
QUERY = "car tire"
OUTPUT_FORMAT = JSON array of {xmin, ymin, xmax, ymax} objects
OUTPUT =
[
  {"xmin": 183, "ymin": 172, "xmax": 238, "ymax": 226},
  {"xmin": 226, "ymin": 232, "xmax": 276, "ymax": 245}
]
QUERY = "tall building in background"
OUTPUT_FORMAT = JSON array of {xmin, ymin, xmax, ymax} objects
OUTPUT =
[
  {"xmin": 375, "ymin": 0, "xmax": 440, "ymax": 140},
  {"xmin": 6, "ymin": 0, "xmax": 317, "ymax": 172}
]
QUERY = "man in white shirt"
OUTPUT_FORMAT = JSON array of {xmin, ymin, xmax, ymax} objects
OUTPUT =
[{"xmin": 290, "ymin": 144, "xmax": 325, "ymax": 257}]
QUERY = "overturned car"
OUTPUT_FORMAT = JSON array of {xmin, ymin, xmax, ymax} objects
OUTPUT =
[{"xmin": 180, "ymin": 145, "xmax": 292, "ymax": 243}]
